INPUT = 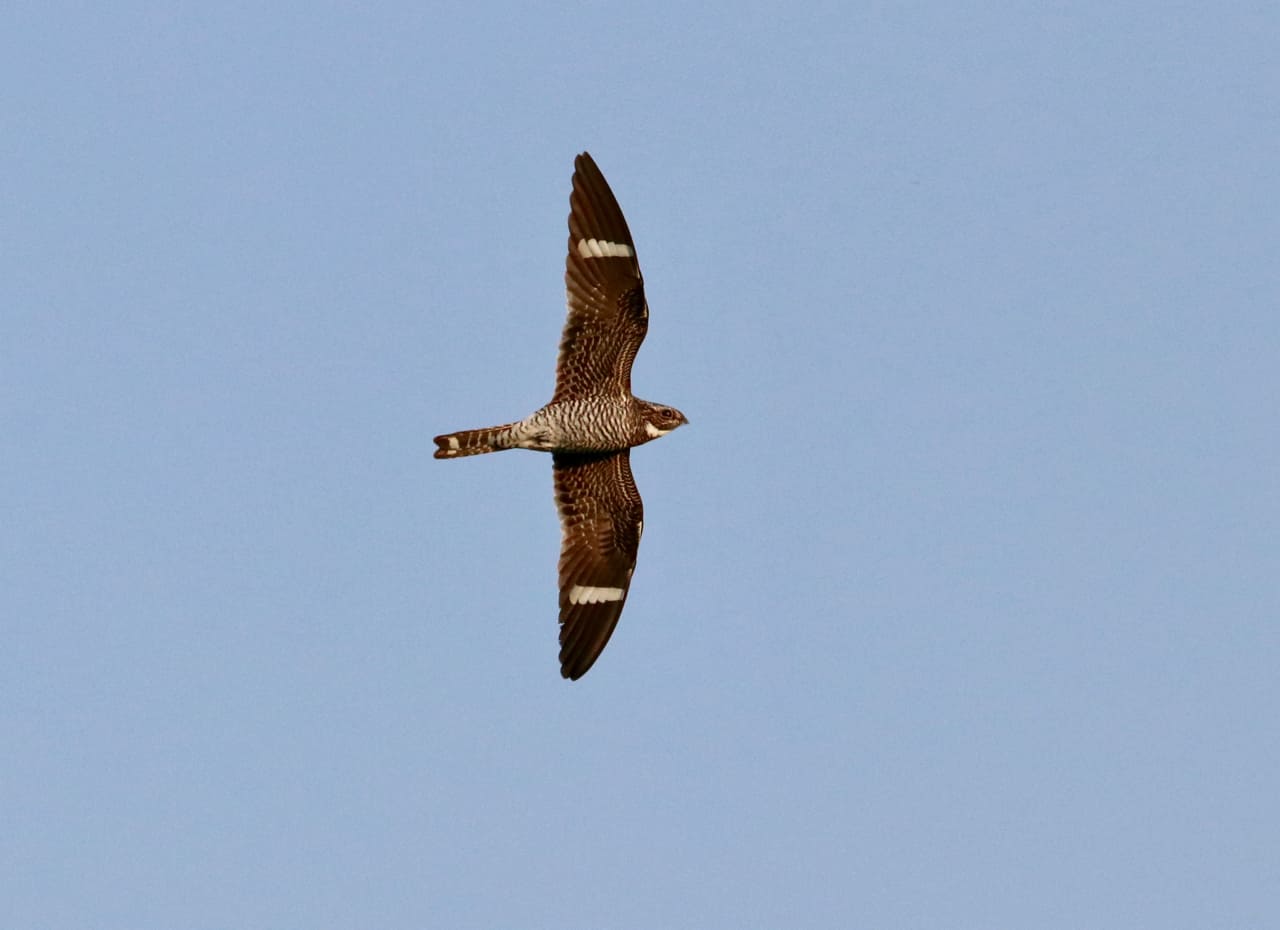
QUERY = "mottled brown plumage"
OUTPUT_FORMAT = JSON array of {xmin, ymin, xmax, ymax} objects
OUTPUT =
[
  {"xmin": 552, "ymin": 449, "xmax": 644, "ymax": 680},
  {"xmin": 557, "ymin": 154, "xmax": 650, "ymax": 402},
  {"xmin": 434, "ymin": 153, "xmax": 686, "ymax": 679}
]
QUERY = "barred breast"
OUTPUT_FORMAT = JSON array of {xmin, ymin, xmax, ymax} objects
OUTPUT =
[{"xmin": 509, "ymin": 397, "xmax": 638, "ymax": 453}]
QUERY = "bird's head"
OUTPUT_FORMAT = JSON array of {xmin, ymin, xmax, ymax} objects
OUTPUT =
[{"xmin": 638, "ymin": 401, "xmax": 689, "ymax": 442}]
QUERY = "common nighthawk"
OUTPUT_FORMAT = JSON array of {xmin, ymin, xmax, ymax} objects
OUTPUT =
[{"xmin": 434, "ymin": 152, "xmax": 687, "ymax": 680}]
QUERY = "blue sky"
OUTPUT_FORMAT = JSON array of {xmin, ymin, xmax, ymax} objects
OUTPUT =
[{"xmin": 4, "ymin": 2, "xmax": 1277, "ymax": 927}]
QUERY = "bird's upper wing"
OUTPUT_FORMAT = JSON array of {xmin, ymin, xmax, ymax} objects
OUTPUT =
[
  {"xmin": 552, "ymin": 449, "xmax": 644, "ymax": 680},
  {"xmin": 553, "ymin": 152, "xmax": 649, "ymax": 403}
]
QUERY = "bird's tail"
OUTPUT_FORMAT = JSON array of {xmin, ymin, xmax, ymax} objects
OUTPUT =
[{"xmin": 433, "ymin": 423, "xmax": 515, "ymax": 459}]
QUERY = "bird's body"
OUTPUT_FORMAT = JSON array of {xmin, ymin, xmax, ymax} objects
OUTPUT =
[
  {"xmin": 434, "ymin": 152, "xmax": 686, "ymax": 680},
  {"xmin": 436, "ymin": 396, "xmax": 681, "ymax": 457}
]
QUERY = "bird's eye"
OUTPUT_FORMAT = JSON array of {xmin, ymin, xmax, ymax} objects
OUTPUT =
[{"xmin": 661, "ymin": 408, "xmax": 674, "ymax": 418}]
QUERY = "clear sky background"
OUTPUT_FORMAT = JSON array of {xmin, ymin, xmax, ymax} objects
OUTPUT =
[{"xmin": 4, "ymin": 3, "xmax": 1277, "ymax": 928}]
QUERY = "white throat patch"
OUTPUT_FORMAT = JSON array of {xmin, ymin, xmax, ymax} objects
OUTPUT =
[{"xmin": 643, "ymin": 422, "xmax": 671, "ymax": 439}]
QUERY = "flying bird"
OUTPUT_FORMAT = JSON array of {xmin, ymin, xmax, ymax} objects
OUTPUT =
[{"xmin": 434, "ymin": 152, "xmax": 687, "ymax": 680}]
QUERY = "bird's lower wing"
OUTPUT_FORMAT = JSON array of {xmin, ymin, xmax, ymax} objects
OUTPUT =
[{"xmin": 552, "ymin": 450, "xmax": 644, "ymax": 680}]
